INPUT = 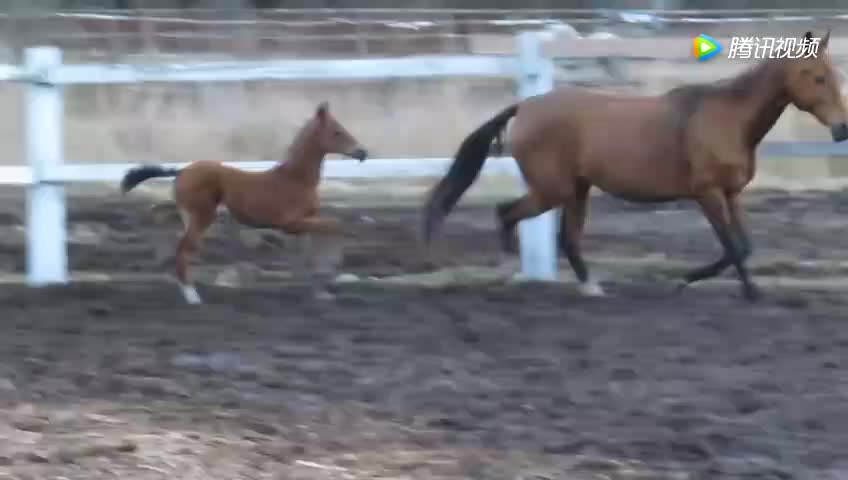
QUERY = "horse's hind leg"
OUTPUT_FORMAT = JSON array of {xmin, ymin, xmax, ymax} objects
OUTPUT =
[
  {"xmin": 495, "ymin": 193, "xmax": 553, "ymax": 254},
  {"xmin": 495, "ymin": 198, "xmax": 522, "ymax": 254},
  {"xmin": 559, "ymin": 179, "xmax": 604, "ymax": 297},
  {"xmin": 494, "ymin": 192, "xmax": 559, "ymax": 278},
  {"xmin": 175, "ymin": 207, "xmax": 215, "ymax": 305},
  {"xmin": 690, "ymin": 190, "xmax": 758, "ymax": 301}
]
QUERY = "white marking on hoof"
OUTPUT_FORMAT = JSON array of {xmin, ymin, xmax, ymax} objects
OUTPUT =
[
  {"xmin": 578, "ymin": 280, "xmax": 606, "ymax": 297},
  {"xmin": 509, "ymin": 272, "xmax": 530, "ymax": 284},
  {"xmin": 334, "ymin": 273, "xmax": 360, "ymax": 284},
  {"xmin": 180, "ymin": 284, "xmax": 202, "ymax": 305}
]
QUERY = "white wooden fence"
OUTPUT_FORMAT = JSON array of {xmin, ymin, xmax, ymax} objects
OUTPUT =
[{"xmin": 0, "ymin": 30, "xmax": 560, "ymax": 287}]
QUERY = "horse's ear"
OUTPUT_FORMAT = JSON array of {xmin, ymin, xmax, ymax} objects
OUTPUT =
[
  {"xmin": 316, "ymin": 101, "xmax": 329, "ymax": 122},
  {"xmin": 821, "ymin": 28, "xmax": 831, "ymax": 51},
  {"xmin": 804, "ymin": 31, "xmax": 813, "ymax": 42}
]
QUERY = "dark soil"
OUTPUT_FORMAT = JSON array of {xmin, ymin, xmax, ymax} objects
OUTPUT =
[{"xmin": 0, "ymin": 186, "xmax": 847, "ymax": 479}]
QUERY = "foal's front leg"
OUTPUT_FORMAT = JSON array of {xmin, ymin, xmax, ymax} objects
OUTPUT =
[{"xmin": 284, "ymin": 216, "xmax": 345, "ymax": 300}]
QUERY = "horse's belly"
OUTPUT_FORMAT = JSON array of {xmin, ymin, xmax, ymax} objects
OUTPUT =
[{"xmin": 583, "ymin": 149, "xmax": 691, "ymax": 201}]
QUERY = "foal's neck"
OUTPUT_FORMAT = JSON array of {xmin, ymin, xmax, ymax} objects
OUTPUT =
[
  {"xmin": 726, "ymin": 60, "xmax": 790, "ymax": 149},
  {"xmin": 275, "ymin": 123, "xmax": 326, "ymax": 185}
]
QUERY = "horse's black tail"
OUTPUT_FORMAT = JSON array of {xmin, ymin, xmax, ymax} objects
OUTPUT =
[
  {"xmin": 422, "ymin": 103, "xmax": 518, "ymax": 244},
  {"xmin": 120, "ymin": 164, "xmax": 180, "ymax": 194}
]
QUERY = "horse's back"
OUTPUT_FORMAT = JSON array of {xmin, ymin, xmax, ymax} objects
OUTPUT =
[{"xmin": 511, "ymin": 86, "xmax": 694, "ymax": 200}]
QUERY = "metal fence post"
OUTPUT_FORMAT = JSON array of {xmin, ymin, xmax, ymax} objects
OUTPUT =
[
  {"xmin": 515, "ymin": 31, "xmax": 558, "ymax": 281},
  {"xmin": 25, "ymin": 46, "xmax": 67, "ymax": 286}
]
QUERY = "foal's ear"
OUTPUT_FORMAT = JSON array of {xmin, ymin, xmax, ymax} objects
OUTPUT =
[
  {"xmin": 316, "ymin": 101, "xmax": 330, "ymax": 122},
  {"xmin": 821, "ymin": 28, "xmax": 831, "ymax": 51}
]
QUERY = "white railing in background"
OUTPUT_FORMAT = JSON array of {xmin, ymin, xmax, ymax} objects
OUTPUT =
[
  {"xmin": 7, "ymin": 9, "xmax": 847, "ymax": 52},
  {"xmin": 0, "ymin": 31, "xmax": 560, "ymax": 287}
]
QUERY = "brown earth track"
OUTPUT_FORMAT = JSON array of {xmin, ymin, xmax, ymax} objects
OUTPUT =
[{"xmin": 0, "ymin": 186, "xmax": 848, "ymax": 478}]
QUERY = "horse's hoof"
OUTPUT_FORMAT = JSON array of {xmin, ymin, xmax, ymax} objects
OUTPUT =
[
  {"xmin": 314, "ymin": 290, "xmax": 336, "ymax": 301},
  {"xmin": 672, "ymin": 279, "xmax": 690, "ymax": 295},
  {"xmin": 498, "ymin": 229, "xmax": 518, "ymax": 255},
  {"xmin": 499, "ymin": 241, "xmax": 517, "ymax": 256},
  {"xmin": 578, "ymin": 281, "xmax": 606, "ymax": 297},
  {"xmin": 743, "ymin": 285, "xmax": 762, "ymax": 303}
]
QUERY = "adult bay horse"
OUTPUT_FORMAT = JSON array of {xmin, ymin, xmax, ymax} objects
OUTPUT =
[
  {"xmin": 423, "ymin": 30, "xmax": 848, "ymax": 301},
  {"xmin": 121, "ymin": 101, "xmax": 368, "ymax": 305}
]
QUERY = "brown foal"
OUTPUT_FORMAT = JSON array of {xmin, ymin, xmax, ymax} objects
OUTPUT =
[
  {"xmin": 121, "ymin": 101, "xmax": 368, "ymax": 304},
  {"xmin": 424, "ymin": 30, "xmax": 848, "ymax": 301}
]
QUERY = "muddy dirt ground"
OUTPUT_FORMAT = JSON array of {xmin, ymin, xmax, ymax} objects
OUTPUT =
[{"xmin": 2, "ymin": 185, "xmax": 848, "ymax": 479}]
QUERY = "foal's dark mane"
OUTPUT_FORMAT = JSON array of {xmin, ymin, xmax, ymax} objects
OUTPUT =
[
  {"xmin": 283, "ymin": 117, "xmax": 318, "ymax": 160},
  {"xmin": 275, "ymin": 115, "xmax": 326, "ymax": 182}
]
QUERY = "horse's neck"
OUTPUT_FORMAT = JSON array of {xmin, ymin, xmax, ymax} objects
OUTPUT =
[
  {"xmin": 733, "ymin": 61, "xmax": 790, "ymax": 149},
  {"xmin": 274, "ymin": 129, "xmax": 326, "ymax": 185}
]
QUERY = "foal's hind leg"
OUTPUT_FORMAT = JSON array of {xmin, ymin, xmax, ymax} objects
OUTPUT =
[
  {"xmin": 687, "ymin": 190, "xmax": 759, "ymax": 301},
  {"xmin": 175, "ymin": 207, "xmax": 216, "ymax": 305},
  {"xmin": 559, "ymin": 180, "xmax": 604, "ymax": 297}
]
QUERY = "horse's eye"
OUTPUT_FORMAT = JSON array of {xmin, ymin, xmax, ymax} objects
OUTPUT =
[
  {"xmin": 334, "ymin": 130, "xmax": 342, "ymax": 137},
  {"xmin": 815, "ymin": 75, "xmax": 826, "ymax": 85}
]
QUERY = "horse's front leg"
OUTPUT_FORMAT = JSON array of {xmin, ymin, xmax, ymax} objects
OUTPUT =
[
  {"xmin": 677, "ymin": 195, "xmax": 752, "ymax": 286},
  {"xmin": 683, "ymin": 190, "xmax": 758, "ymax": 301},
  {"xmin": 284, "ymin": 216, "xmax": 345, "ymax": 300}
]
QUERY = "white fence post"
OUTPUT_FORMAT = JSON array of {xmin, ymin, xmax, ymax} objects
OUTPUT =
[
  {"xmin": 24, "ymin": 46, "xmax": 67, "ymax": 286},
  {"xmin": 515, "ymin": 31, "xmax": 558, "ymax": 281}
]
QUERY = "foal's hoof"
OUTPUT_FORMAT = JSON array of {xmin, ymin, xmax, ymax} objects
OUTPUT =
[{"xmin": 180, "ymin": 284, "xmax": 203, "ymax": 305}]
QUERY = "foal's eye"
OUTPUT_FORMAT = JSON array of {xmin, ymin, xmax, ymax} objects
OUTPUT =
[
  {"xmin": 815, "ymin": 75, "xmax": 826, "ymax": 85},
  {"xmin": 334, "ymin": 130, "xmax": 342, "ymax": 137}
]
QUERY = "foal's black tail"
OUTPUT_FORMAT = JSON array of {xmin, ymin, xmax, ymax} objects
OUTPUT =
[
  {"xmin": 120, "ymin": 164, "xmax": 181, "ymax": 194},
  {"xmin": 422, "ymin": 103, "xmax": 518, "ymax": 244}
]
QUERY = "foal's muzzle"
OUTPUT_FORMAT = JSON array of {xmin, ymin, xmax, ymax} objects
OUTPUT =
[
  {"xmin": 832, "ymin": 123, "xmax": 848, "ymax": 142},
  {"xmin": 350, "ymin": 147, "xmax": 368, "ymax": 162}
]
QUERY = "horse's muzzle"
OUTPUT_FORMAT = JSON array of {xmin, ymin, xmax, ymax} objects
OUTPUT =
[
  {"xmin": 832, "ymin": 123, "xmax": 848, "ymax": 142},
  {"xmin": 351, "ymin": 148, "xmax": 368, "ymax": 162}
]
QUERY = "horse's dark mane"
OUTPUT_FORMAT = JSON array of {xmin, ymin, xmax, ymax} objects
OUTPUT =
[
  {"xmin": 663, "ymin": 57, "xmax": 787, "ymax": 137},
  {"xmin": 666, "ymin": 58, "xmax": 778, "ymax": 106},
  {"xmin": 660, "ymin": 57, "xmax": 791, "ymax": 152}
]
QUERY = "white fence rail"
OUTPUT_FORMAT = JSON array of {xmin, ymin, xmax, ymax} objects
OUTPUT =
[
  {"xmin": 0, "ymin": 31, "xmax": 560, "ymax": 287},
  {"xmin": 0, "ymin": 158, "xmax": 522, "ymax": 186}
]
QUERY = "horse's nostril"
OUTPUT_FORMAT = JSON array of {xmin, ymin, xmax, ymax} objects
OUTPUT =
[{"xmin": 832, "ymin": 123, "xmax": 848, "ymax": 142}]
